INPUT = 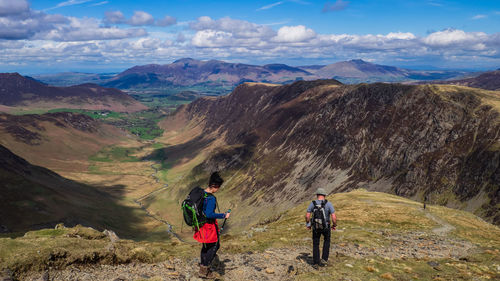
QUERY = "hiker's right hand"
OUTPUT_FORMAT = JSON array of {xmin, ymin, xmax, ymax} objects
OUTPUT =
[
  {"xmin": 306, "ymin": 226, "xmax": 311, "ymax": 230},
  {"xmin": 225, "ymin": 212, "xmax": 231, "ymax": 219}
]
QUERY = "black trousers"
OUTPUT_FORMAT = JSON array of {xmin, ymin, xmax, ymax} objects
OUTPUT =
[
  {"xmin": 312, "ymin": 228, "xmax": 331, "ymax": 264},
  {"xmin": 200, "ymin": 226, "xmax": 220, "ymax": 266}
]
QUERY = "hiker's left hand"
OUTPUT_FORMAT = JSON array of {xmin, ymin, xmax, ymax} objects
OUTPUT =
[{"xmin": 225, "ymin": 212, "xmax": 231, "ymax": 219}]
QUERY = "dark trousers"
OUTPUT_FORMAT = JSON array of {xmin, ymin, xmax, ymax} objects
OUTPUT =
[
  {"xmin": 312, "ymin": 228, "xmax": 331, "ymax": 264},
  {"xmin": 200, "ymin": 226, "xmax": 220, "ymax": 266}
]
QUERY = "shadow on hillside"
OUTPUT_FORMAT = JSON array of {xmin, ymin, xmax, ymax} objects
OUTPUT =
[
  {"xmin": 1, "ymin": 174, "xmax": 163, "ymax": 242},
  {"xmin": 143, "ymin": 135, "xmax": 215, "ymax": 166}
]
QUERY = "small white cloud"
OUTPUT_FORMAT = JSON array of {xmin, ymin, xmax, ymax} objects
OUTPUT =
[
  {"xmin": 129, "ymin": 11, "xmax": 155, "ymax": 26},
  {"xmin": 423, "ymin": 29, "xmax": 487, "ymax": 47},
  {"xmin": 192, "ymin": 30, "xmax": 233, "ymax": 47},
  {"xmin": 156, "ymin": 15, "xmax": 177, "ymax": 27},
  {"xmin": 273, "ymin": 25, "xmax": 316, "ymax": 42},
  {"xmin": 104, "ymin": 11, "xmax": 126, "ymax": 24},
  {"xmin": 471, "ymin": 14, "xmax": 487, "ymax": 20}
]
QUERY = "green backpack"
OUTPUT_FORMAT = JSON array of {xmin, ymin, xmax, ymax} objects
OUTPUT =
[{"xmin": 181, "ymin": 187, "xmax": 208, "ymax": 230}]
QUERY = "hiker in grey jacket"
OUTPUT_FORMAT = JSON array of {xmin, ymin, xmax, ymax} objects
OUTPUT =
[{"xmin": 305, "ymin": 188, "xmax": 337, "ymax": 268}]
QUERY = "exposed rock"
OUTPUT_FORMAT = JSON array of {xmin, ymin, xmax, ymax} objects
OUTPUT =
[
  {"xmin": 103, "ymin": 229, "xmax": 120, "ymax": 243},
  {"xmin": 55, "ymin": 223, "xmax": 65, "ymax": 230},
  {"xmin": 265, "ymin": 268, "xmax": 275, "ymax": 274}
]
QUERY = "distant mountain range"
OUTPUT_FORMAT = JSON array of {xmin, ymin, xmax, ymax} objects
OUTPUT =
[
  {"xmin": 435, "ymin": 70, "xmax": 500, "ymax": 91},
  {"xmin": 0, "ymin": 73, "xmax": 147, "ymax": 112},
  {"xmin": 31, "ymin": 59, "xmax": 475, "ymax": 94},
  {"xmin": 102, "ymin": 58, "xmax": 313, "ymax": 90}
]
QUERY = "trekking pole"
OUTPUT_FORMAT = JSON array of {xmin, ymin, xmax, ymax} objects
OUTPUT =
[{"xmin": 220, "ymin": 209, "xmax": 231, "ymax": 231}]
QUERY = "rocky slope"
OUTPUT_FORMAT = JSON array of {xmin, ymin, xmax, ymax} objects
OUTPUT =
[
  {"xmin": 0, "ymin": 73, "xmax": 147, "ymax": 112},
  {"xmin": 159, "ymin": 80, "xmax": 500, "ymax": 227}
]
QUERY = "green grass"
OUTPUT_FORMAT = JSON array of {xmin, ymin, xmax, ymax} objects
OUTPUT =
[
  {"xmin": 89, "ymin": 146, "xmax": 140, "ymax": 163},
  {"xmin": 47, "ymin": 108, "xmax": 123, "ymax": 119},
  {"xmin": 15, "ymin": 107, "xmax": 167, "ymax": 141},
  {"xmin": 0, "ymin": 225, "xmax": 179, "ymax": 278}
]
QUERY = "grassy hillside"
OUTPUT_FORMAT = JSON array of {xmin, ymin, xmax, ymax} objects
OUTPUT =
[{"xmin": 2, "ymin": 190, "xmax": 499, "ymax": 280}]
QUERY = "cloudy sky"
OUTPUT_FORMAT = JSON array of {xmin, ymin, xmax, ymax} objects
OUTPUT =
[{"xmin": 1, "ymin": 0, "xmax": 499, "ymax": 73}]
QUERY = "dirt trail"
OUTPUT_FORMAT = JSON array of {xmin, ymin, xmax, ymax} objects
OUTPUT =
[{"xmin": 424, "ymin": 212, "xmax": 456, "ymax": 236}]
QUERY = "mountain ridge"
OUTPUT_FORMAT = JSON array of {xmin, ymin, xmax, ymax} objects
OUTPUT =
[
  {"xmin": 0, "ymin": 73, "xmax": 147, "ymax": 112},
  {"xmin": 157, "ymin": 80, "xmax": 500, "ymax": 228}
]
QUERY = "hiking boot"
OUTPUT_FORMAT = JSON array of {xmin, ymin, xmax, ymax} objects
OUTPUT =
[
  {"xmin": 312, "ymin": 264, "xmax": 320, "ymax": 270},
  {"xmin": 320, "ymin": 259, "xmax": 329, "ymax": 266},
  {"xmin": 212, "ymin": 254, "xmax": 221, "ymax": 268},
  {"xmin": 198, "ymin": 265, "xmax": 218, "ymax": 279}
]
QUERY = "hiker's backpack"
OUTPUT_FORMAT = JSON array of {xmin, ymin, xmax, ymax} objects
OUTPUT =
[
  {"xmin": 311, "ymin": 200, "xmax": 328, "ymax": 231},
  {"xmin": 181, "ymin": 187, "xmax": 207, "ymax": 230}
]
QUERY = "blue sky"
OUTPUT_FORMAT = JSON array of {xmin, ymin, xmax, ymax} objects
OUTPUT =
[{"xmin": 1, "ymin": 0, "xmax": 499, "ymax": 73}]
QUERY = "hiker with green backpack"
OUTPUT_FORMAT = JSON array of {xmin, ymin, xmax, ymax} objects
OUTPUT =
[
  {"xmin": 305, "ymin": 188, "xmax": 337, "ymax": 269},
  {"xmin": 181, "ymin": 172, "xmax": 230, "ymax": 279}
]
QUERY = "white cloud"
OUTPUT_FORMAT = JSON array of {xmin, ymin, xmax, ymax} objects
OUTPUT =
[
  {"xmin": 1, "ymin": 12, "xmax": 499, "ymax": 70},
  {"xmin": 471, "ymin": 14, "xmax": 487, "ymax": 20},
  {"xmin": 423, "ymin": 29, "xmax": 487, "ymax": 48},
  {"xmin": 156, "ymin": 16, "xmax": 177, "ymax": 27},
  {"xmin": 129, "ymin": 11, "xmax": 155, "ymax": 26},
  {"xmin": 40, "ymin": 17, "xmax": 148, "ymax": 41},
  {"xmin": 273, "ymin": 25, "xmax": 316, "ymax": 42},
  {"xmin": 104, "ymin": 10, "xmax": 126, "ymax": 24},
  {"xmin": 190, "ymin": 16, "xmax": 275, "ymax": 39},
  {"xmin": 192, "ymin": 30, "xmax": 233, "ymax": 47},
  {"xmin": 386, "ymin": 32, "xmax": 416, "ymax": 40},
  {"xmin": 104, "ymin": 10, "xmax": 176, "ymax": 27}
]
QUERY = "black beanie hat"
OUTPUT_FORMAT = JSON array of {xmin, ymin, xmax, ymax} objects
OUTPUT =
[{"xmin": 209, "ymin": 172, "xmax": 224, "ymax": 187}]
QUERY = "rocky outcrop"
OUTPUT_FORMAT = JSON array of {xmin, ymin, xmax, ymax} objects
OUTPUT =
[{"xmin": 166, "ymin": 81, "xmax": 500, "ymax": 225}]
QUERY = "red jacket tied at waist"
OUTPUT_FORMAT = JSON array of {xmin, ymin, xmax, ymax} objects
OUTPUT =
[{"xmin": 194, "ymin": 221, "xmax": 219, "ymax": 243}]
